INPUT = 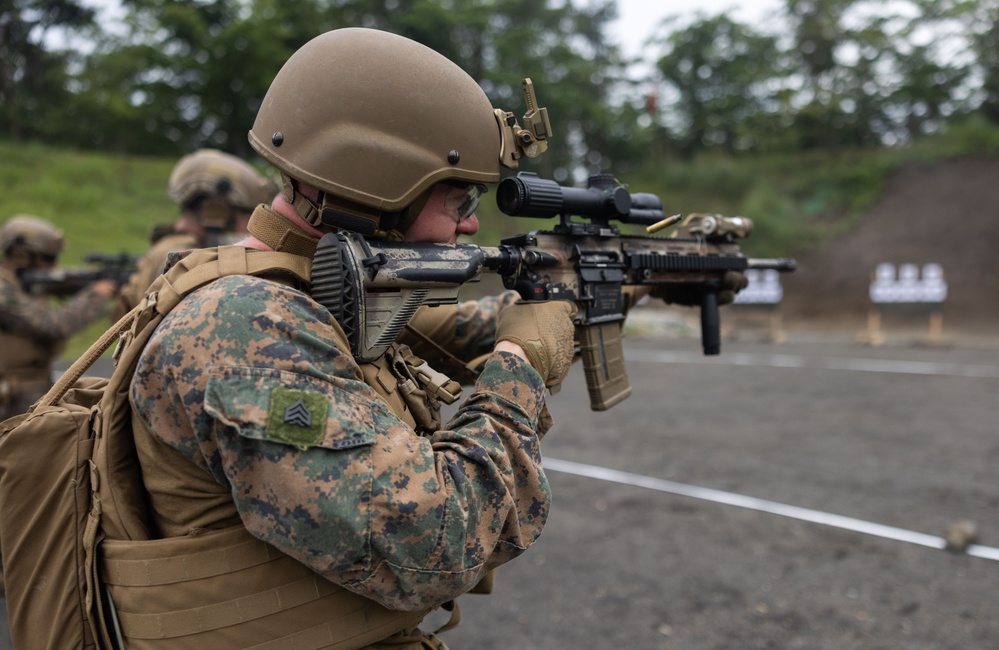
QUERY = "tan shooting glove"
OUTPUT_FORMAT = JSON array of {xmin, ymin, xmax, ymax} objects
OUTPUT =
[{"xmin": 495, "ymin": 301, "xmax": 578, "ymax": 388}]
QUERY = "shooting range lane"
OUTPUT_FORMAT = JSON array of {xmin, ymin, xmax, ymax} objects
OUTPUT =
[
  {"xmin": 604, "ymin": 336, "xmax": 999, "ymax": 560},
  {"xmin": 444, "ymin": 335, "xmax": 999, "ymax": 649},
  {"xmin": 601, "ymin": 340, "xmax": 999, "ymax": 559},
  {"xmin": 625, "ymin": 348, "xmax": 999, "ymax": 379},
  {"xmin": 542, "ymin": 457, "xmax": 999, "ymax": 562}
]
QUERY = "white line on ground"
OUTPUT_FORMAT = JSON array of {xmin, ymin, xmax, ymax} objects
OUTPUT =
[
  {"xmin": 544, "ymin": 457, "xmax": 999, "ymax": 562},
  {"xmin": 626, "ymin": 350, "xmax": 999, "ymax": 378}
]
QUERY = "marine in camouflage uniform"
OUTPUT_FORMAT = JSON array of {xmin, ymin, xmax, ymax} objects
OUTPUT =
[
  {"xmin": 113, "ymin": 149, "xmax": 274, "ymax": 320},
  {"xmin": 120, "ymin": 28, "xmax": 577, "ymax": 649},
  {"xmin": 0, "ymin": 215, "xmax": 116, "ymax": 420}
]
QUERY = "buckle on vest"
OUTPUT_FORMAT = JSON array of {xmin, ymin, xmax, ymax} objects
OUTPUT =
[
  {"xmin": 409, "ymin": 361, "xmax": 462, "ymax": 405},
  {"xmin": 111, "ymin": 331, "xmax": 128, "ymax": 364}
]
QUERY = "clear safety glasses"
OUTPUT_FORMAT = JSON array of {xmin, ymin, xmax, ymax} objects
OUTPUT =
[{"xmin": 441, "ymin": 180, "xmax": 488, "ymax": 222}]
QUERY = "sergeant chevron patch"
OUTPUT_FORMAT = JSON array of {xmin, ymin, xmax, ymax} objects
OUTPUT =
[
  {"xmin": 284, "ymin": 399, "xmax": 312, "ymax": 427},
  {"xmin": 265, "ymin": 387, "xmax": 326, "ymax": 449}
]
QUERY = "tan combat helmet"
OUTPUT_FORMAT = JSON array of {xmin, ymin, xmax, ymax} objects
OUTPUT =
[
  {"xmin": 168, "ymin": 149, "xmax": 274, "ymax": 231},
  {"xmin": 0, "ymin": 215, "xmax": 65, "ymax": 269},
  {"xmin": 248, "ymin": 28, "xmax": 549, "ymax": 239}
]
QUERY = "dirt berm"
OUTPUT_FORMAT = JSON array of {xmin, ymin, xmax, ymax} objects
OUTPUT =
[{"xmin": 779, "ymin": 155, "xmax": 999, "ymax": 335}]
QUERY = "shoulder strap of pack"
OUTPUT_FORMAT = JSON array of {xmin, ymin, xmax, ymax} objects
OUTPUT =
[
  {"xmin": 37, "ymin": 305, "xmax": 142, "ymax": 409},
  {"xmin": 149, "ymin": 244, "xmax": 311, "ymax": 318}
]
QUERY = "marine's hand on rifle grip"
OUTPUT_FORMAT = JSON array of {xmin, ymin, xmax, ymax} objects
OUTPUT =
[
  {"xmin": 495, "ymin": 301, "xmax": 578, "ymax": 388},
  {"xmin": 651, "ymin": 270, "xmax": 749, "ymax": 307},
  {"xmin": 89, "ymin": 278, "xmax": 119, "ymax": 299},
  {"xmin": 718, "ymin": 270, "xmax": 749, "ymax": 305}
]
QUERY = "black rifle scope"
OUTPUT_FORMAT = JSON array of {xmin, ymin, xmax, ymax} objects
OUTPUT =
[{"xmin": 496, "ymin": 172, "xmax": 664, "ymax": 225}]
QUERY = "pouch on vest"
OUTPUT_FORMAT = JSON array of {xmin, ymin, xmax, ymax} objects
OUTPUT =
[{"xmin": 0, "ymin": 376, "xmax": 108, "ymax": 649}]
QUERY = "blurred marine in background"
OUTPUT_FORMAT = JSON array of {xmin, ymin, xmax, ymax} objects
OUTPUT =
[
  {"xmin": 0, "ymin": 215, "xmax": 117, "ymax": 420},
  {"xmin": 113, "ymin": 148, "xmax": 274, "ymax": 319}
]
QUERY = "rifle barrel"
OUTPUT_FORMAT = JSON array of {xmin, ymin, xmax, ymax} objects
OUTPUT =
[{"xmin": 747, "ymin": 258, "xmax": 797, "ymax": 272}]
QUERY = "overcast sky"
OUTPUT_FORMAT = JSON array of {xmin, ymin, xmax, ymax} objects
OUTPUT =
[
  {"xmin": 77, "ymin": 1, "xmax": 787, "ymax": 54},
  {"xmin": 71, "ymin": 0, "xmax": 791, "ymax": 71},
  {"xmin": 607, "ymin": 0, "xmax": 785, "ymax": 60}
]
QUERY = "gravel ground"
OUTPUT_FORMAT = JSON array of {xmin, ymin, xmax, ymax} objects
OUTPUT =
[{"xmin": 441, "ymin": 327, "xmax": 999, "ymax": 649}]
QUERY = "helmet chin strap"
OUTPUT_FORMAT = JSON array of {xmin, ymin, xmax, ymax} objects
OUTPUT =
[
  {"xmin": 282, "ymin": 175, "xmax": 322, "ymax": 228},
  {"xmin": 281, "ymin": 173, "xmax": 432, "ymax": 242}
]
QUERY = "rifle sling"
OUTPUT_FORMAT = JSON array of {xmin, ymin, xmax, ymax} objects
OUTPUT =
[{"xmin": 402, "ymin": 323, "xmax": 482, "ymax": 386}]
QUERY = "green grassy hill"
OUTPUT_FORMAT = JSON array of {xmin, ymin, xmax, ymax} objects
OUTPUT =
[
  {"xmin": 0, "ymin": 141, "xmax": 182, "ymax": 357},
  {"xmin": 0, "ymin": 141, "xmax": 177, "ymax": 261}
]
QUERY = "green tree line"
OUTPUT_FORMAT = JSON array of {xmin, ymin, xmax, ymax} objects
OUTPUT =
[{"xmin": 3, "ymin": 0, "xmax": 998, "ymax": 180}]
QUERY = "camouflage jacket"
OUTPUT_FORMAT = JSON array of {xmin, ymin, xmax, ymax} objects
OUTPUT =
[
  {"xmin": 0, "ymin": 265, "xmax": 109, "ymax": 380},
  {"xmin": 130, "ymin": 271, "xmax": 552, "ymax": 611}
]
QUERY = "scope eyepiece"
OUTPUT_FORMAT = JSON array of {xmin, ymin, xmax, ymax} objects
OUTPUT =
[
  {"xmin": 497, "ymin": 173, "xmax": 564, "ymax": 217},
  {"xmin": 496, "ymin": 172, "xmax": 664, "ymax": 226}
]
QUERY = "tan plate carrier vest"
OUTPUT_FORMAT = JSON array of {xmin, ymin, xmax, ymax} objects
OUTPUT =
[{"xmin": 38, "ymin": 246, "xmax": 431, "ymax": 649}]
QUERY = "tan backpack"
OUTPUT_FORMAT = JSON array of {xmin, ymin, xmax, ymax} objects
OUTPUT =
[{"xmin": 0, "ymin": 247, "xmax": 312, "ymax": 649}]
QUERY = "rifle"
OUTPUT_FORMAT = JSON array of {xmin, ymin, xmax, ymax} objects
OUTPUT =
[
  {"xmin": 311, "ymin": 172, "xmax": 795, "ymax": 411},
  {"xmin": 20, "ymin": 252, "xmax": 138, "ymax": 297}
]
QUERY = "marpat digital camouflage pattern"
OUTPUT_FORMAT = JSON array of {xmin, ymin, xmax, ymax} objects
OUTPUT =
[{"xmin": 131, "ymin": 274, "xmax": 552, "ymax": 611}]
